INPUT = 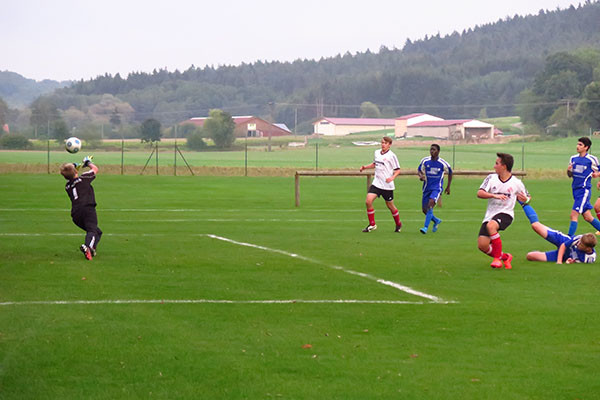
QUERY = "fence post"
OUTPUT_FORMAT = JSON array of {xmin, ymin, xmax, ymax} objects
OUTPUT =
[{"xmin": 156, "ymin": 142, "xmax": 159, "ymax": 175}]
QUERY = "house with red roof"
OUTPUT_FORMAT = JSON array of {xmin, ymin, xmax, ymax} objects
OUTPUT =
[
  {"xmin": 184, "ymin": 116, "xmax": 291, "ymax": 138},
  {"xmin": 313, "ymin": 117, "xmax": 396, "ymax": 136},
  {"xmin": 405, "ymin": 119, "xmax": 494, "ymax": 140}
]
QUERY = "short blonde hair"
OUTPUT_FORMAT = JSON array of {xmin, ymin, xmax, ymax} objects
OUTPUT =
[
  {"xmin": 60, "ymin": 163, "xmax": 77, "ymax": 180},
  {"xmin": 581, "ymin": 233, "xmax": 597, "ymax": 248}
]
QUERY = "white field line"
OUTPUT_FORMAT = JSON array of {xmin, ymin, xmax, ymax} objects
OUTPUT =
[
  {"xmin": 0, "ymin": 299, "xmax": 427, "ymax": 306},
  {"xmin": 204, "ymin": 234, "xmax": 453, "ymax": 304}
]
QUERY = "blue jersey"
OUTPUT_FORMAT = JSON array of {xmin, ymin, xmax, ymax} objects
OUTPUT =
[
  {"xmin": 418, "ymin": 157, "xmax": 452, "ymax": 193},
  {"xmin": 569, "ymin": 153, "xmax": 599, "ymax": 191},
  {"xmin": 545, "ymin": 230, "xmax": 597, "ymax": 263}
]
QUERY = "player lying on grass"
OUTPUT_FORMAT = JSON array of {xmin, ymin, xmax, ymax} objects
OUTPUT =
[
  {"xmin": 60, "ymin": 156, "xmax": 102, "ymax": 260},
  {"xmin": 518, "ymin": 193, "xmax": 597, "ymax": 264}
]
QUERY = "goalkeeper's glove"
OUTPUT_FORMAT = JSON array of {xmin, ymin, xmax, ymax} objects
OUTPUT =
[
  {"xmin": 82, "ymin": 155, "xmax": 94, "ymax": 167},
  {"xmin": 72, "ymin": 162, "xmax": 81, "ymax": 171}
]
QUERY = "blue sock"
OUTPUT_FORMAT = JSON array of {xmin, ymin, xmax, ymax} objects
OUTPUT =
[
  {"xmin": 589, "ymin": 218, "xmax": 600, "ymax": 231},
  {"xmin": 568, "ymin": 221, "xmax": 578, "ymax": 236},
  {"xmin": 424, "ymin": 209, "xmax": 434, "ymax": 229},
  {"xmin": 432, "ymin": 215, "xmax": 441, "ymax": 225},
  {"xmin": 522, "ymin": 204, "xmax": 538, "ymax": 224}
]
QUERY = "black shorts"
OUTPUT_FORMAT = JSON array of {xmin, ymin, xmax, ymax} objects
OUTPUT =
[
  {"xmin": 368, "ymin": 185, "xmax": 394, "ymax": 202},
  {"xmin": 478, "ymin": 213, "xmax": 513, "ymax": 237}
]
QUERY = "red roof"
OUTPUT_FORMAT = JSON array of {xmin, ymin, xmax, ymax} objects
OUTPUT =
[
  {"xmin": 410, "ymin": 119, "xmax": 472, "ymax": 127},
  {"xmin": 315, "ymin": 117, "xmax": 396, "ymax": 126},
  {"xmin": 396, "ymin": 113, "xmax": 426, "ymax": 120}
]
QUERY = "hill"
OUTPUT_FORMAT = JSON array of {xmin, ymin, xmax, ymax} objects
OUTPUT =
[{"xmin": 0, "ymin": 71, "xmax": 71, "ymax": 108}]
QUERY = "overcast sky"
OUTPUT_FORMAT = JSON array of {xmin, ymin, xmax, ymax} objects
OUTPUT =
[{"xmin": 1, "ymin": 0, "xmax": 584, "ymax": 82}]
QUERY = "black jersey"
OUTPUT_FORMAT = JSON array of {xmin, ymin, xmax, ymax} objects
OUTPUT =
[{"xmin": 65, "ymin": 171, "xmax": 97, "ymax": 212}]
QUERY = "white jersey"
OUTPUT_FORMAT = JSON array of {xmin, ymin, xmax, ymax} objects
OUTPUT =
[
  {"xmin": 479, "ymin": 173, "xmax": 528, "ymax": 222},
  {"xmin": 372, "ymin": 149, "xmax": 400, "ymax": 190}
]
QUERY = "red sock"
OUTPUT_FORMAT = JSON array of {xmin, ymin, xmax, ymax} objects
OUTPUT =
[
  {"xmin": 391, "ymin": 209, "xmax": 400, "ymax": 225},
  {"xmin": 490, "ymin": 233, "xmax": 502, "ymax": 258},
  {"xmin": 596, "ymin": 211, "xmax": 600, "ymax": 220},
  {"xmin": 367, "ymin": 208, "xmax": 375, "ymax": 226}
]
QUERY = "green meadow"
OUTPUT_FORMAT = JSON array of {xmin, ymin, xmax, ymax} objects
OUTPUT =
[
  {"xmin": 0, "ymin": 136, "xmax": 584, "ymax": 172},
  {"xmin": 1, "ymin": 172, "xmax": 599, "ymax": 399}
]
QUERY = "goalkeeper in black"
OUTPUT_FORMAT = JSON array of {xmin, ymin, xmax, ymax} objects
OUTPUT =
[{"xmin": 60, "ymin": 156, "xmax": 102, "ymax": 260}]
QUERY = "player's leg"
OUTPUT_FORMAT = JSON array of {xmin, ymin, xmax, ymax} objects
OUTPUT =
[
  {"xmin": 71, "ymin": 211, "xmax": 93, "ymax": 260},
  {"xmin": 526, "ymin": 251, "xmax": 549, "ymax": 262},
  {"xmin": 420, "ymin": 194, "xmax": 433, "ymax": 234},
  {"xmin": 363, "ymin": 191, "xmax": 378, "ymax": 232},
  {"xmin": 384, "ymin": 198, "xmax": 402, "ymax": 232},
  {"xmin": 581, "ymin": 209, "xmax": 600, "ymax": 231},
  {"xmin": 83, "ymin": 211, "xmax": 101, "ymax": 258},
  {"xmin": 430, "ymin": 193, "xmax": 443, "ymax": 232},
  {"xmin": 486, "ymin": 219, "xmax": 504, "ymax": 268},
  {"xmin": 569, "ymin": 209, "xmax": 579, "ymax": 236}
]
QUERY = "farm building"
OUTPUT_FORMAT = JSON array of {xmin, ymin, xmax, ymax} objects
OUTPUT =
[
  {"xmin": 404, "ymin": 119, "xmax": 495, "ymax": 140},
  {"xmin": 184, "ymin": 116, "xmax": 291, "ymax": 138},
  {"xmin": 313, "ymin": 117, "xmax": 396, "ymax": 136}
]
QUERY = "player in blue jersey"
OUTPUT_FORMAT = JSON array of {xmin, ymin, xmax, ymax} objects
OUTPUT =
[
  {"xmin": 566, "ymin": 137, "xmax": 600, "ymax": 236},
  {"xmin": 518, "ymin": 193, "xmax": 597, "ymax": 264},
  {"xmin": 417, "ymin": 144, "xmax": 453, "ymax": 234}
]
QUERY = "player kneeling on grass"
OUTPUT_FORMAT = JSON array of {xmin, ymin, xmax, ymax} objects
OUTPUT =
[
  {"xmin": 518, "ymin": 193, "xmax": 597, "ymax": 264},
  {"xmin": 60, "ymin": 156, "xmax": 102, "ymax": 260}
]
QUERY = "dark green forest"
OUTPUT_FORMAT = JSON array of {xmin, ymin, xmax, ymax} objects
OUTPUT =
[{"xmin": 2, "ymin": 1, "xmax": 600, "ymax": 138}]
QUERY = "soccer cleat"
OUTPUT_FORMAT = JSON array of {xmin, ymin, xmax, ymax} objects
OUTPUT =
[
  {"xmin": 80, "ymin": 244, "xmax": 93, "ymax": 260},
  {"xmin": 394, "ymin": 223, "xmax": 402, "ymax": 233},
  {"xmin": 490, "ymin": 258, "xmax": 502, "ymax": 268},
  {"xmin": 419, "ymin": 227, "xmax": 428, "ymax": 234},
  {"xmin": 90, "ymin": 247, "xmax": 97, "ymax": 258},
  {"xmin": 432, "ymin": 219, "xmax": 442, "ymax": 232},
  {"xmin": 596, "ymin": 231, "xmax": 600, "ymax": 236},
  {"xmin": 503, "ymin": 253, "xmax": 513, "ymax": 270},
  {"xmin": 362, "ymin": 224, "xmax": 377, "ymax": 233}
]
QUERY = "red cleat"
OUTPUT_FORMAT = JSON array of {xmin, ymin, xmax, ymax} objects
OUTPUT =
[
  {"xmin": 490, "ymin": 258, "xmax": 502, "ymax": 268},
  {"xmin": 503, "ymin": 253, "xmax": 513, "ymax": 269},
  {"xmin": 80, "ymin": 244, "xmax": 93, "ymax": 260}
]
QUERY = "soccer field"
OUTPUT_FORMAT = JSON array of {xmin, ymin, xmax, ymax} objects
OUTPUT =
[{"xmin": 1, "ymin": 174, "xmax": 599, "ymax": 399}]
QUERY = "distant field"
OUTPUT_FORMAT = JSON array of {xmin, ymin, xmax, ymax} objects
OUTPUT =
[
  {"xmin": 1, "ymin": 174, "xmax": 599, "ymax": 399},
  {"xmin": 0, "ymin": 136, "xmax": 583, "ymax": 173}
]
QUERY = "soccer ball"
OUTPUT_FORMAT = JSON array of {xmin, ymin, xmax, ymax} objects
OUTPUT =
[{"xmin": 65, "ymin": 137, "xmax": 82, "ymax": 154}]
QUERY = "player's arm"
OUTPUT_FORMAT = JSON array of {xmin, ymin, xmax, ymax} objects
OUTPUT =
[
  {"xmin": 556, "ymin": 243, "xmax": 567, "ymax": 264},
  {"xmin": 445, "ymin": 172, "xmax": 453, "ymax": 195},
  {"xmin": 83, "ymin": 156, "xmax": 98, "ymax": 174},
  {"xmin": 386, "ymin": 168, "xmax": 401, "ymax": 183},
  {"xmin": 567, "ymin": 163, "xmax": 573, "ymax": 178},
  {"xmin": 360, "ymin": 162, "xmax": 375, "ymax": 172},
  {"xmin": 477, "ymin": 189, "xmax": 507, "ymax": 201}
]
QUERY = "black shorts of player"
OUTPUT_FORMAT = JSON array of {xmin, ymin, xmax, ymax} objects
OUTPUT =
[
  {"xmin": 478, "ymin": 213, "xmax": 513, "ymax": 237},
  {"xmin": 368, "ymin": 185, "xmax": 394, "ymax": 202}
]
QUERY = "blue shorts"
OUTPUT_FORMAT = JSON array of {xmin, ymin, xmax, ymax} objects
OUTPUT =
[
  {"xmin": 422, "ymin": 189, "xmax": 441, "ymax": 209},
  {"xmin": 572, "ymin": 188, "xmax": 593, "ymax": 214},
  {"xmin": 543, "ymin": 228, "xmax": 570, "ymax": 262}
]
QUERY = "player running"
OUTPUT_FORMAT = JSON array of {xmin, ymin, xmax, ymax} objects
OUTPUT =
[
  {"xmin": 417, "ymin": 143, "xmax": 453, "ymax": 234},
  {"xmin": 359, "ymin": 136, "xmax": 402, "ymax": 233},
  {"xmin": 518, "ymin": 194, "xmax": 596, "ymax": 264},
  {"xmin": 60, "ymin": 156, "xmax": 102, "ymax": 260},
  {"xmin": 566, "ymin": 137, "xmax": 600, "ymax": 236},
  {"xmin": 477, "ymin": 153, "xmax": 529, "ymax": 269}
]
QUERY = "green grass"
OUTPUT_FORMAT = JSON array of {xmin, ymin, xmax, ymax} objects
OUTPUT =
[
  {"xmin": 0, "ymin": 136, "xmax": 585, "ymax": 171},
  {"xmin": 1, "ymin": 174, "xmax": 600, "ymax": 399}
]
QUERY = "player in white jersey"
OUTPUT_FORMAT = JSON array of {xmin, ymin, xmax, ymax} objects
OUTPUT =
[
  {"xmin": 359, "ymin": 136, "xmax": 402, "ymax": 233},
  {"xmin": 477, "ymin": 153, "xmax": 530, "ymax": 269}
]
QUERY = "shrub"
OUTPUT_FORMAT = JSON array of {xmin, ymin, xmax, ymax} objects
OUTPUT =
[
  {"xmin": 187, "ymin": 131, "xmax": 207, "ymax": 150},
  {"xmin": 0, "ymin": 134, "xmax": 32, "ymax": 149}
]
